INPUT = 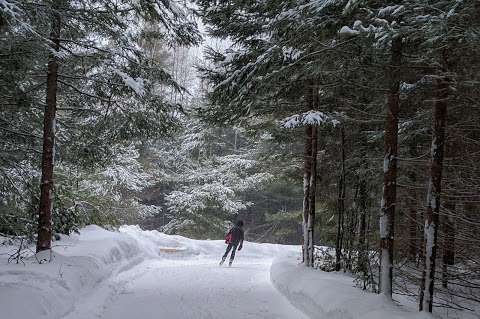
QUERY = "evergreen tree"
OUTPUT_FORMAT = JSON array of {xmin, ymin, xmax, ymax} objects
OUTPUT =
[{"xmin": 0, "ymin": 0, "xmax": 200, "ymax": 250}]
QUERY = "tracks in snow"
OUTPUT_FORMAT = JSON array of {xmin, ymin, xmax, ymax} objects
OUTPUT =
[{"xmin": 64, "ymin": 258, "xmax": 310, "ymax": 319}]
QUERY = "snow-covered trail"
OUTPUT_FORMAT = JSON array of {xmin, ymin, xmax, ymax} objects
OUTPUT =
[
  {"xmin": 69, "ymin": 258, "xmax": 309, "ymax": 319},
  {"xmin": 2, "ymin": 226, "xmax": 456, "ymax": 319},
  {"xmin": 1, "ymin": 226, "xmax": 309, "ymax": 319}
]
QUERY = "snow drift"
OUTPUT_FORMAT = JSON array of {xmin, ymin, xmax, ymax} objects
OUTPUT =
[
  {"xmin": 270, "ymin": 258, "xmax": 434, "ymax": 319},
  {"xmin": 0, "ymin": 226, "xmax": 144, "ymax": 319}
]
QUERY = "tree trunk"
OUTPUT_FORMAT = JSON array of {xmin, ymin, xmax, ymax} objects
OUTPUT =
[
  {"xmin": 302, "ymin": 82, "xmax": 313, "ymax": 266},
  {"xmin": 358, "ymin": 178, "xmax": 368, "ymax": 287},
  {"xmin": 302, "ymin": 82, "xmax": 318, "ymax": 267},
  {"xmin": 345, "ymin": 182, "xmax": 358, "ymax": 272},
  {"xmin": 36, "ymin": 5, "xmax": 61, "ymax": 253},
  {"xmin": 308, "ymin": 126, "xmax": 318, "ymax": 267},
  {"xmin": 234, "ymin": 129, "xmax": 238, "ymax": 152},
  {"xmin": 379, "ymin": 36, "xmax": 402, "ymax": 298},
  {"xmin": 419, "ymin": 76, "xmax": 448, "ymax": 312},
  {"xmin": 442, "ymin": 200, "xmax": 455, "ymax": 288},
  {"xmin": 302, "ymin": 124, "xmax": 313, "ymax": 266},
  {"xmin": 335, "ymin": 125, "xmax": 346, "ymax": 271},
  {"xmin": 407, "ymin": 139, "xmax": 420, "ymax": 263},
  {"xmin": 441, "ymin": 138, "xmax": 456, "ymax": 288},
  {"xmin": 408, "ymin": 206, "xmax": 418, "ymax": 262},
  {"xmin": 417, "ymin": 209, "xmax": 425, "ymax": 268}
]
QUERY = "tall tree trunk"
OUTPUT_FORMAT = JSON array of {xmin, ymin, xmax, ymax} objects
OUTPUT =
[
  {"xmin": 407, "ymin": 139, "xmax": 419, "ymax": 263},
  {"xmin": 419, "ymin": 76, "xmax": 448, "ymax": 312},
  {"xmin": 302, "ymin": 81, "xmax": 314, "ymax": 266},
  {"xmin": 302, "ymin": 125, "xmax": 313, "ymax": 266},
  {"xmin": 345, "ymin": 182, "xmax": 358, "ymax": 272},
  {"xmin": 308, "ymin": 126, "xmax": 318, "ymax": 267},
  {"xmin": 417, "ymin": 209, "xmax": 425, "ymax": 267},
  {"xmin": 441, "ymin": 138, "xmax": 456, "ymax": 288},
  {"xmin": 408, "ymin": 205, "xmax": 418, "ymax": 262},
  {"xmin": 335, "ymin": 125, "xmax": 346, "ymax": 271},
  {"xmin": 36, "ymin": 5, "xmax": 61, "ymax": 253},
  {"xmin": 442, "ymin": 200, "xmax": 455, "ymax": 288},
  {"xmin": 343, "ymin": 182, "xmax": 360, "ymax": 271},
  {"xmin": 407, "ymin": 174, "xmax": 418, "ymax": 263},
  {"xmin": 358, "ymin": 178, "xmax": 368, "ymax": 288},
  {"xmin": 302, "ymin": 82, "xmax": 318, "ymax": 267},
  {"xmin": 233, "ymin": 129, "xmax": 238, "ymax": 152},
  {"xmin": 379, "ymin": 36, "xmax": 402, "ymax": 298}
]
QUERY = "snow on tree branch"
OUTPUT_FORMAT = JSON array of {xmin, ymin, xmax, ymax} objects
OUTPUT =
[
  {"xmin": 114, "ymin": 70, "xmax": 146, "ymax": 97},
  {"xmin": 282, "ymin": 111, "xmax": 340, "ymax": 128},
  {"xmin": 338, "ymin": 26, "xmax": 360, "ymax": 37}
]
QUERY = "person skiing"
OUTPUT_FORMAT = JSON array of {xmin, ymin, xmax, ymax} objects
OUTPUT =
[{"xmin": 220, "ymin": 220, "xmax": 244, "ymax": 266}]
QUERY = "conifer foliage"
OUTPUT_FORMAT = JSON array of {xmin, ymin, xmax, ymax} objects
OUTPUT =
[
  {"xmin": 197, "ymin": 0, "xmax": 480, "ymax": 315},
  {"xmin": 1, "ymin": 0, "xmax": 479, "ymax": 316},
  {"xmin": 1, "ymin": 0, "xmax": 199, "ymax": 250}
]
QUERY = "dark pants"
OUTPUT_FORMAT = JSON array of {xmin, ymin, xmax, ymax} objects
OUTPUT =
[{"xmin": 222, "ymin": 243, "xmax": 238, "ymax": 262}]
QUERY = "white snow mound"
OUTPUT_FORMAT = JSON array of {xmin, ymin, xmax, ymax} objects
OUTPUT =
[
  {"xmin": 270, "ymin": 258, "xmax": 435, "ymax": 319},
  {"xmin": 0, "ymin": 226, "xmax": 144, "ymax": 319}
]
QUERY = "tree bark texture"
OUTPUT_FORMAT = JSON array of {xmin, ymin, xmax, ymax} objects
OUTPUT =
[
  {"xmin": 379, "ymin": 36, "xmax": 402, "ymax": 298},
  {"xmin": 37, "ymin": 5, "xmax": 61, "ymax": 253},
  {"xmin": 358, "ymin": 179, "xmax": 368, "ymax": 287},
  {"xmin": 419, "ymin": 77, "xmax": 448, "ymax": 312},
  {"xmin": 302, "ymin": 82, "xmax": 318, "ymax": 267},
  {"xmin": 335, "ymin": 126, "xmax": 346, "ymax": 271},
  {"xmin": 442, "ymin": 200, "xmax": 455, "ymax": 288},
  {"xmin": 308, "ymin": 126, "xmax": 318, "ymax": 267}
]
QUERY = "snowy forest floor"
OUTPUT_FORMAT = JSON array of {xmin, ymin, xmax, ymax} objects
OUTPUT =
[{"xmin": 0, "ymin": 226, "xmax": 435, "ymax": 319}]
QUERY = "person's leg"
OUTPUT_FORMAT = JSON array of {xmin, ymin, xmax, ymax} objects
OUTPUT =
[
  {"xmin": 220, "ymin": 244, "xmax": 233, "ymax": 265},
  {"xmin": 228, "ymin": 244, "xmax": 238, "ymax": 266}
]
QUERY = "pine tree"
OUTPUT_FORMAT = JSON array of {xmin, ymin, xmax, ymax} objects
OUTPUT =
[
  {"xmin": 419, "ymin": 74, "xmax": 449, "ymax": 312},
  {"xmin": 37, "ymin": 0, "xmax": 61, "ymax": 252},
  {"xmin": 1, "ymin": 0, "xmax": 200, "ymax": 247},
  {"xmin": 379, "ymin": 35, "xmax": 402, "ymax": 299}
]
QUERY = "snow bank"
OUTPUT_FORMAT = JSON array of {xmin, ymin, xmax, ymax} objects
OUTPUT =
[
  {"xmin": 270, "ymin": 258, "xmax": 434, "ymax": 319},
  {"xmin": 0, "ymin": 225, "xmax": 300, "ymax": 319},
  {"xmin": 0, "ymin": 226, "xmax": 145, "ymax": 319},
  {"xmin": 120, "ymin": 225, "xmax": 300, "ymax": 260}
]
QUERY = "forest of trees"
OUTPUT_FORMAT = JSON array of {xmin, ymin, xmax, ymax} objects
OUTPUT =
[{"xmin": 1, "ymin": 0, "xmax": 479, "ymax": 317}]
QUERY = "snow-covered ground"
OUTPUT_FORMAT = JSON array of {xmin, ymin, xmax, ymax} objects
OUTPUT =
[
  {"xmin": 0, "ymin": 226, "xmax": 443, "ymax": 319},
  {"xmin": 0, "ymin": 225, "xmax": 305, "ymax": 319},
  {"xmin": 271, "ymin": 259, "xmax": 434, "ymax": 319}
]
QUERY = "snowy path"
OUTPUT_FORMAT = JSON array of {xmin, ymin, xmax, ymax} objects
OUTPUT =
[
  {"xmin": 1, "ymin": 226, "xmax": 438, "ymax": 319},
  {"xmin": 65, "ymin": 258, "xmax": 310, "ymax": 319}
]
